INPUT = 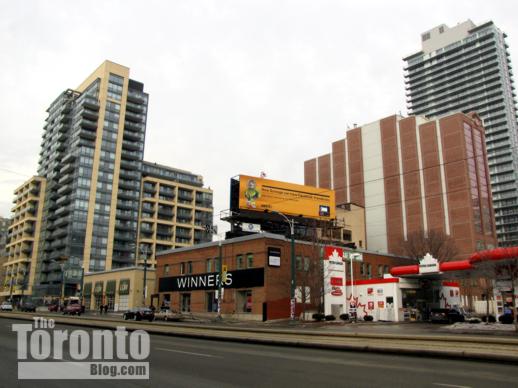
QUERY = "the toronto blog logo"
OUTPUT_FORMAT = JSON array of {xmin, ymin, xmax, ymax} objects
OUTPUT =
[{"xmin": 12, "ymin": 317, "xmax": 150, "ymax": 380}]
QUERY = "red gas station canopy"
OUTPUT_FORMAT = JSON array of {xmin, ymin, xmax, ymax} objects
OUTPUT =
[{"xmin": 390, "ymin": 248, "xmax": 518, "ymax": 278}]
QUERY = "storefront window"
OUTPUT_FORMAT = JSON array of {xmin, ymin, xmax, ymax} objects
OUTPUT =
[
  {"xmin": 206, "ymin": 292, "xmax": 217, "ymax": 312},
  {"xmin": 118, "ymin": 295, "xmax": 129, "ymax": 311},
  {"xmin": 181, "ymin": 293, "xmax": 191, "ymax": 312},
  {"xmin": 237, "ymin": 290, "xmax": 252, "ymax": 313}
]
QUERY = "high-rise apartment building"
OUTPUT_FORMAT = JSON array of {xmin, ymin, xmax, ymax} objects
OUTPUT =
[
  {"xmin": 33, "ymin": 61, "xmax": 149, "ymax": 297},
  {"xmin": 0, "ymin": 216, "xmax": 10, "ymax": 257},
  {"xmin": 3, "ymin": 61, "xmax": 214, "ymax": 301},
  {"xmin": 304, "ymin": 112, "xmax": 497, "ymax": 258},
  {"xmin": 403, "ymin": 20, "xmax": 518, "ymax": 246},
  {"xmin": 1, "ymin": 177, "xmax": 46, "ymax": 299},
  {"xmin": 137, "ymin": 162, "xmax": 213, "ymax": 268}
]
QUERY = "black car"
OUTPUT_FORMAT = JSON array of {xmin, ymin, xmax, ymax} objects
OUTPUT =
[
  {"xmin": 20, "ymin": 302, "xmax": 37, "ymax": 312},
  {"xmin": 430, "ymin": 308, "xmax": 465, "ymax": 324},
  {"xmin": 123, "ymin": 307, "xmax": 155, "ymax": 322}
]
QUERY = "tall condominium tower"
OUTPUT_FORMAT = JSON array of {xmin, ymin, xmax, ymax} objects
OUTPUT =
[
  {"xmin": 34, "ymin": 61, "xmax": 148, "ymax": 297},
  {"xmin": 404, "ymin": 20, "xmax": 518, "ymax": 246}
]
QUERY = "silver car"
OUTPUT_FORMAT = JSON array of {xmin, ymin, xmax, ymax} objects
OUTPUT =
[{"xmin": 0, "ymin": 301, "xmax": 13, "ymax": 311}]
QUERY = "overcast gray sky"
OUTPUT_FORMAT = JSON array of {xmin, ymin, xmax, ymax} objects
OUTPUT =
[{"xmin": 1, "ymin": 0, "xmax": 517, "ymax": 233}]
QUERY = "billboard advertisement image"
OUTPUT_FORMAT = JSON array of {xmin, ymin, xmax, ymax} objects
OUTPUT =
[{"xmin": 237, "ymin": 175, "xmax": 335, "ymax": 220}]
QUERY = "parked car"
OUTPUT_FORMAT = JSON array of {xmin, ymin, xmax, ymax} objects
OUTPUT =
[
  {"xmin": 0, "ymin": 301, "xmax": 13, "ymax": 311},
  {"xmin": 154, "ymin": 308, "xmax": 184, "ymax": 322},
  {"xmin": 20, "ymin": 302, "xmax": 36, "ymax": 312},
  {"xmin": 63, "ymin": 303, "xmax": 82, "ymax": 316},
  {"xmin": 430, "ymin": 308, "xmax": 465, "ymax": 324},
  {"xmin": 123, "ymin": 307, "xmax": 155, "ymax": 322},
  {"xmin": 48, "ymin": 303, "xmax": 61, "ymax": 312}
]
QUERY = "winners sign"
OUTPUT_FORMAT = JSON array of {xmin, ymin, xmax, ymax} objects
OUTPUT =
[{"xmin": 159, "ymin": 268, "xmax": 264, "ymax": 292}]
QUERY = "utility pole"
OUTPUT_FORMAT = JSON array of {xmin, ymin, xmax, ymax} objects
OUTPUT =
[{"xmin": 273, "ymin": 211, "xmax": 296, "ymax": 322}]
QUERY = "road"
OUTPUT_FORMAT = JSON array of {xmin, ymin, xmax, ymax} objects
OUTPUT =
[{"xmin": 1, "ymin": 317, "xmax": 517, "ymax": 388}]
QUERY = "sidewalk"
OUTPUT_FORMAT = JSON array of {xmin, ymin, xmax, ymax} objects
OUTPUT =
[
  {"xmin": 2, "ymin": 311, "xmax": 518, "ymax": 363},
  {"xmin": 33, "ymin": 307, "xmax": 518, "ymax": 337}
]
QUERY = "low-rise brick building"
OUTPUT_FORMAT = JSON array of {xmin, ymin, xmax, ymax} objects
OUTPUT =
[{"xmin": 156, "ymin": 233, "xmax": 410, "ymax": 321}]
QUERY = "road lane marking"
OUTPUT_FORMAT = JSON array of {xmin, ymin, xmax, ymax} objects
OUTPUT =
[
  {"xmin": 433, "ymin": 384, "xmax": 471, "ymax": 388},
  {"xmin": 155, "ymin": 347, "xmax": 222, "ymax": 358}
]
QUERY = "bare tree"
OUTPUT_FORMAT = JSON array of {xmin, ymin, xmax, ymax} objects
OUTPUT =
[{"xmin": 401, "ymin": 229, "xmax": 459, "ymax": 262}]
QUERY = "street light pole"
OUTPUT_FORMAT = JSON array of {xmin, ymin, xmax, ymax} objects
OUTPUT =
[
  {"xmin": 273, "ymin": 211, "xmax": 296, "ymax": 321},
  {"xmin": 217, "ymin": 239, "xmax": 222, "ymax": 319}
]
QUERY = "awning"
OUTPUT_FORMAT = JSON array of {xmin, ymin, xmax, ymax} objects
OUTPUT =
[
  {"xmin": 83, "ymin": 282, "xmax": 92, "ymax": 297},
  {"xmin": 119, "ymin": 279, "xmax": 130, "ymax": 295},
  {"xmin": 106, "ymin": 280, "xmax": 116, "ymax": 296},
  {"xmin": 93, "ymin": 281, "xmax": 104, "ymax": 296}
]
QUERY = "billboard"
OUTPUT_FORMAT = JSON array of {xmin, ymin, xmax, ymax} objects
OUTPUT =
[{"xmin": 237, "ymin": 175, "xmax": 335, "ymax": 220}]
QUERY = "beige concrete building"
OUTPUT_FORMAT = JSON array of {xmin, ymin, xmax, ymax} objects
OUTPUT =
[
  {"xmin": 137, "ymin": 162, "xmax": 213, "ymax": 268},
  {"xmin": 1, "ymin": 177, "xmax": 46, "ymax": 300},
  {"xmin": 83, "ymin": 266, "xmax": 155, "ymax": 311}
]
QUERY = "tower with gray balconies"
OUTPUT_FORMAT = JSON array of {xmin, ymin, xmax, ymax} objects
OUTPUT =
[{"xmin": 404, "ymin": 20, "xmax": 518, "ymax": 246}]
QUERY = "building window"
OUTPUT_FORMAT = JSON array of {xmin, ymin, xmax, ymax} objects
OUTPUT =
[
  {"xmin": 181, "ymin": 293, "xmax": 191, "ymax": 312},
  {"xmin": 422, "ymin": 32, "xmax": 430, "ymax": 41},
  {"xmin": 360, "ymin": 263, "xmax": 365, "ymax": 276},
  {"xmin": 236, "ymin": 254, "xmax": 244, "ymax": 269},
  {"xmin": 378, "ymin": 265, "xmax": 383, "ymax": 278},
  {"xmin": 343, "ymin": 230, "xmax": 352, "ymax": 241},
  {"xmin": 384, "ymin": 265, "xmax": 390, "ymax": 275},
  {"xmin": 246, "ymin": 253, "xmax": 253, "ymax": 268},
  {"xmin": 304, "ymin": 257, "xmax": 310, "ymax": 272},
  {"xmin": 296, "ymin": 256, "xmax": 302, "ymax": 271},
  {"xmin": 206, "ymin": 258, "xmax": 212, "ymax": 273},
  {"xmin": 180, "ymin": 262, "xmax": 185, "ymax": 275},
  {"xmin": 187, "ymin": 261, "xmax": 193, "ymax": 274},
  {"xmin": 214, "ymin": 258, "xmax": 221, "ymax": 273},
  {"xmin": 164, "ymin": 264, "xmax": 170, "ymax": 274},
  {"xmin": 367, "ymin": 264, "xmax": 372, "ymax": 279}
]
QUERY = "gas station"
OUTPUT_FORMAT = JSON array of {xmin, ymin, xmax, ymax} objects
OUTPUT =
[{"xmin": 323, "ymin": 247, "xmax": 518, "ymax": 322}]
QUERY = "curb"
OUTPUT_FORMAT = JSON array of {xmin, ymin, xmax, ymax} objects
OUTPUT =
[{"xmin": 2, "ymin": 313, "xmax": 518, "ymax": 364}]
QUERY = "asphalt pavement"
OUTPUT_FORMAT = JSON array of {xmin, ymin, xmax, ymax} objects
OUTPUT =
[{"xmin": 1, "ymin": 317, "xmax": 518, "ymax": 388}]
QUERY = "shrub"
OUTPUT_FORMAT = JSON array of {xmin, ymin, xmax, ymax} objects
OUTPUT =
[
  {"xmin": 363, "ymin": 315, "xmax": 374, "ymax": 322},
  {"xmin": 339, "ymin": 313, "xmax": 350, "ymax": 321},
  {"xmin": 312, "ymin": 313, "xmax": 325, "ymax": 321},
  {"xmin": 325, "ymin": 314, "xmax": 336, "ymax": 321},
  {"xmin": 481, "ymin": 315, "xmax": 496, "ymax": 323}
]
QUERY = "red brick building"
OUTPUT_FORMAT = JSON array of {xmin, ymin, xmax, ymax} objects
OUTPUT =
[
  {"xmin": 304, "ymin": 112, "xmax": 497, "ymax": 258},
  {"xmin": 155, "ymin": 233, "xmax": 411, "ymax": 321}
]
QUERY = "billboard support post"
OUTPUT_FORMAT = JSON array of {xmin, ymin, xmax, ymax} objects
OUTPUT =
[{"xmin": 273, "ymin": 211, "xmax": 296, "ymax": 322}]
